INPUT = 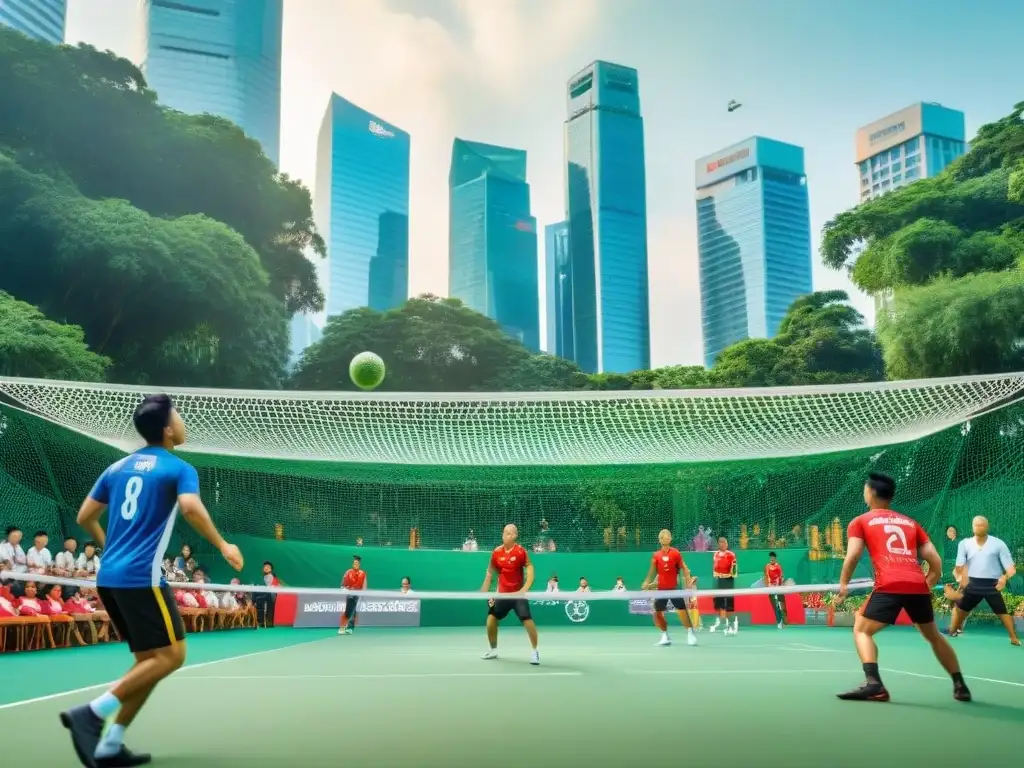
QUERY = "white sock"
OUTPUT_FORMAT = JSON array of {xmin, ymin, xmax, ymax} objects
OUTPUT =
[
  {"xmin": 95, "ymin": 724, "xmax": 125, "ymax": 758},
  {"xmin": 89, "ymin": 691, "xmax": 120, "ymax": 720}
]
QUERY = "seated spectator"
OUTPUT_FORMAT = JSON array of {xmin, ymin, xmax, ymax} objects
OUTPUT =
[
  {"xmin": 174, "ymin": 587, "xmax": 200, "ymax": 608},
  {"xmin": 53, "ymin": 537, "xmax": 79, "ymax": 577},
  {"xmin": 400, "ymin": 577, "xmax": 413, "ymax": 594},
  {"xmin": 173, "ymin": 544, "xmax": 197, "ymax": 577},
  {"xmin": 613, "ymin": 577, "xmax": 626, "ymax": 591},
  {"xmin": 77, "ymin": 540, "xmax": 101, "ymax": 577},
  {"xmin": 64, "ymin": 590, "xmax": 96, "ymax": 615},
  {"xmin": 16, "ymin": 581, "xmax": 44, "ymax": 615},
  {"xmin": 218, "ymin": 579, "xmax": 242, "ymax": 611},
  {"xmin": 193, "ymin": 571, "xmax": 220, "ymax": 609},
  {"xmin": 577, "ymin": 577, "xmax": 591, "ymax": 593},
  {"xmin": 545, "ymin": 575, "xmax": 559, "ymax": 592},
  {"xmin": 462, "ymin": 530, "xmax": 478, "ymax": 552},
  {"xmin": 26, "ymin": 531, "xmax": 52, "ymax": 575},
  {"xmin": 0, "ymin": 525, "xmax": 28, "ymax": 578},
  {"xmin": 42, "ymin": 584, "xmax": 66, "ymax": 615},
  {"xmin": 0, "ymin": 590, "xmax": 19, "ymax": 617}
]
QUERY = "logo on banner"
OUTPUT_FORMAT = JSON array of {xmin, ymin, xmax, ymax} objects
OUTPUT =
[
  {"xmin": 357, "ymin": 599, "xmax": 420, "ymax": 613},
  {"xmin": 565, "ymin": 600, "xmax": 589, "ymax": 623}
]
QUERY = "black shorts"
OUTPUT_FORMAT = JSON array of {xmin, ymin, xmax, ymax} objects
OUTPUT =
[
  {"xmin": 344, "ymin": 595, "xmax": 359, "ymax": 618},
  {"xmin": 713, "ymin": 577, "xmax": 735, "ymax": 611},
  {"xmin": 653, "ymin": 597, "xmax": 688, "ymax": 612},
  {"xmin": 488, "ymin": 598, "xmax": 532, "ymax": 622},
  {"xmin": 862, "ymin": 591, "xmax": 934, "ymax": 626},
  {"xmin": 955, "ymin": 578, "xmax": 1007, "ymax": 615},
  {"xmin": 97, "ymin": 585, "xmax": 186, "ymax": 653}
]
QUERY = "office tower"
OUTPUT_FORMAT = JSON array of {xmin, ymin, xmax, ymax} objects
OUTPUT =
[
  {"xmin": 544, "ymin": 221, "xmax": 572, "ymax": 358},
  {"xmin": 695, "ymin": 137, "xmax": 812, "ymax": 368},
  {"xmin": 0, "ymin": 0, "xmax": 65, "ymax": 44},
  {"xmin": 564, "ymin": 61, "xmax": 650, "ymax": 374},
  {"xmin": 856, "ymin": 103, "xmax": 966, "ymax": 317},
  {"xmin": 448, "ymin": 138, "xmax": 540, "ymax": 352},
  {"xmin": 856, "ymin": 102, "xmax": 966, "ymax": 203},
  {"xmin": 139, "ymin": 0, "xmax": 283, "ymax": 165},
  {"xmin": 288, "ymin": 313, "xmax": 322, "ymax": 369},
  {"xmin": 314, "ymin": 94, "xmax": 410, "ymax": 318}
]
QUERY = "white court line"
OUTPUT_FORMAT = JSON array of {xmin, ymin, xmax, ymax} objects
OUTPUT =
[
  {"xmin": 388, "ymin": 651, "xmax": 653, "ymax": 658},
  {"xmin": 181, "ymin": 672, "xmax": 583, "ymax": 680},
  {"xmin": 0, "ymin": 635, "xmax": 339, "ymax": 711},
  {"xmin": 627, "ymin": 669, "xmax": 849, "ymax": 675},
  {"xmin": 884, "ymin": 668, "xmax": 1024, "ymax": 689}
]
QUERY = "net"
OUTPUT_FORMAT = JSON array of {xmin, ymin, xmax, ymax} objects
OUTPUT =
[{"xmin": 1, "ymin": 375, "xmax": 1024, "ymax": 561}]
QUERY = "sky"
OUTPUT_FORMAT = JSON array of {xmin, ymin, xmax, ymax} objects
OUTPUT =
[{"xmin": 65, "ymin": 0, "xmax": 1024, "ymax": 368}]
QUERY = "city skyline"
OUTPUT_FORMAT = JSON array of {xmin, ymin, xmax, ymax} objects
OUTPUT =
[{"xmin": 65, "ymin": 0, "xmax": 1024, "ymax": 368}]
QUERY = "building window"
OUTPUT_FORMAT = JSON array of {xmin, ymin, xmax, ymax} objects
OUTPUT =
[{"xmin": 890, "ymin": 148, "xmax": 901, "ymax": 162}]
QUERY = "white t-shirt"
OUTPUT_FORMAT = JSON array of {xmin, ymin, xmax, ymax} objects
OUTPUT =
[
  {"xmin": 77, "ymin": 554, "xmax": 101, "ymax": 574},
  {"xmin": 0, "ymin": 541, "xmax": 28, "ymax": 573},
  {"xmin": 546, "ymin": 581, "xmax": 559, "ymax": 592},
  {"xmin": 27, "ymin": 546, "xmax": 53, "ymax": 572},
  {"xmin": 613, "ymin": 583, "xmax": 626, "ymax": 591},
  {"xmin": 54, "ymin": 550, "xmax": 77, "ymax": 571}
]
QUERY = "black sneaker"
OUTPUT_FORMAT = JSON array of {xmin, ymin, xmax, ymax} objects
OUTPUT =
[
  {"xmin": 59, "ymin": 705, "xmax": 105, "ymax": 767},
  {"xmin": 953, "ymin": 682, "xmax": 972, "ymax": 702},
  {"xmin": 837, "ymin": 682, "xmax": 890, "ymax": 702},
  {"xmin": 96, "ymin": 746, "xmax": 152, "ymax": 767}
]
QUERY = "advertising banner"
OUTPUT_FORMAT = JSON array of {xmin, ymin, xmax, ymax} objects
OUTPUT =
[
  {"xmin": 293, "ymin": 594, "xmax": 421, "ymax": 628},
  {"xmin": 628, "ymin": 599, "xmax": 654, "ymax": 615}
]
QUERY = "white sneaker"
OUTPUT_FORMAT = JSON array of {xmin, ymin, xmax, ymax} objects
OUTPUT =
[
  {"xmin": 687, "ymin": 631, "xmax": 697, "ymax": 646},
  {"xmin": 337, "ymin": 628, "xmax": 344, "ymax": 635},
  {"xmin": 482, "ymin": 649, "xmax": 498, "ymax": 660},
  {"xmin": 778, "ymin": 622, "xmax": 784, "ymax": 629},
  {"xmin": 656, "ymin": 634, "xmax": 672, "ymax": 647},
  {"xmin": 709, "ymin": 620, "xmax": 721, "ymax": 633},
  {"xmin": 530, "ymin": 650, "xmax": 540, "ymax": 666}
]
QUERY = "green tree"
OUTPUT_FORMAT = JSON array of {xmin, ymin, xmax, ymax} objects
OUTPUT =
[
  {"xmin": 0, "ymin": 28, "xmax": 324, "ymax": 315},
  {"xmin": 485, "ymin": 354, "xmax": 586, "ymax": 391},
  {"xmin": 0, "ymin": 291, "xmax": 110, "ymax": 380}
]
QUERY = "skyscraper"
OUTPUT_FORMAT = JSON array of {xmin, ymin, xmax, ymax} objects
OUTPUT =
[
  {"xmin": 139, "ymin": 0, "xmax": 283, "ymax": 165},
  {"xmin": 0, "ymin": 0, "xmax": 65, "ymax": 44},
  {"xmin": 564, "ymin": 61, "xmax": 650, "ymax": 375},
  {"xmin": 315, "ymin": 94, "xmax": 410, "ymax": 318},
  {"xmin": 448, "ymin": 138, "xmax": 539, "ymax": 352},
  {"xmin": 544, "ymin": 221, "xmax": 572, "ymax": 358},
  {"xmin": 696, "ymin": 137, "xmax": 812, "ymax": 368}
]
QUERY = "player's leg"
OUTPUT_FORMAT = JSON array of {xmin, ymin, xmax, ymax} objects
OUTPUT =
[
  {"xmin": 672, "ymin": 598, "xmax": 698, "ymax": 646},
  {"xmin": 771, "ymin": 594, "xmax": 786, "ymax": 627},
  {"xmin": 983, "ymin": 589, "xmax": 1021, "ymax": 645},
  {"xmin": 482, "ymin": 599, "xmax": 508, "ymax": 659},
  {"xmin": 945, "ymin": 582, "xmax": 984, "ymax": 635},
  {"xmin": 340, "ymin": 595, "xmax": 358, "ymax": 634},
  {"xmin": 722, "ymin": 580, "xmax": 738, "ymax": 634},
  {"xmin": 652, "ymin": 598, "xmax": 671, "ymax": 645},
  {"xmin": 513, "ymin": 600, "xmax": 540, "ymax": 664},
  {"xmin": 710, "ymin": 593, "xmax": 725, "ymax": 632},
  {"xmin": 62, "ymin": 586, "xmax": 186, "ymax": 766},
  {"xmin": 906, "ymin": 595, "xmax": 972, "ymax": 701},
  {"xmin": 837, "ymin": 592, "xmax": 897, "ymax": 701}
]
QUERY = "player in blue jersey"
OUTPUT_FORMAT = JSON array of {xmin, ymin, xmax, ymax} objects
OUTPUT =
[{"xmin": 59, "ymin": 394, "xmax": 243, "ymax": 768}]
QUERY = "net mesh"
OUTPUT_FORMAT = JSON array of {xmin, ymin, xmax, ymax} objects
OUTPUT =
[{"xmin": 1, "ymin": 375, "xmax": 1024, "ymax": 562}]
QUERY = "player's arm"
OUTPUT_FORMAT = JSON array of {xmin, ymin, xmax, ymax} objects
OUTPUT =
[
  {"xmin": 918, "ymin": 541, "xmax": 942, "ymax": 589},
  {"xmin": 953, "ymin": 539, "xmax": 967, "ymax": 586},
  {"xmin": 176, "ymin": 464, "xmax": 243, "ymax": 571},
  {"xmin": 481, "ymin": 555, "xmax": 496, "ymax": 592},
  {"xmin": 996, "ymin": 542, "xmax": 1016, "ymax": 591},
  {"xmin": 522, "ymin": 559, "xmax": 535, "ymax": 593},
  {"xmin": 641, "ymin": 561, "xmax": 657, "ymax": 590},
  {"xmin": 679, "ymin": 557, "xmax": 693, "ymax": 588},
  {"xmin": 837, "ymin": 537, "xmax": 865, "ymax": 601},
  {"xmin": 730, "ymin": 555, "xmax": 738, "ymax": 579},
  {"xmin": 77, "ymin": 470, "xmax": 110, "ymax": 549}
]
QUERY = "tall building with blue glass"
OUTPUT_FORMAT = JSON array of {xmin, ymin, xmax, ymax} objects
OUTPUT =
[
  {"xmin": 564, "ymin": 61, "xmax": 650, "ymax": 375},
  {"xmin": 315, "ymin": 94, "xmax": 410, "ymax": 318},
  {"xmin": 696, "ymin": 137, "xmax": 812, "ymax": 368},
  {"xmin": 0, "ymin": 0, "xmax": 65, "ymax": 43},
  {"xmin": 544, "ymin": 221, "xmax": 572, "ymax": 358},
  {"xmin": 139, "ymin": 0, "xmax": 283, "ymax": 165},
  {"xmin": 448, "ymin": 138, "xmax": 539, "ymax": 352}
]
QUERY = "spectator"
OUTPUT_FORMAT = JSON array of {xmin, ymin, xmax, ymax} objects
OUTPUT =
[
  {"xmin": 64, "ymin": 590, "xmax": 96, "ymax": 615},
  {"xmin": 0, "ymin": 525, "xmax": 28, "ymax": 575},
  {"xmin": 76, "ymin": 541, "xmax": 101, "ymax": 577},
  {"xmin": 577, "ymin": 577, "xmax": 591, "ymax": 593},
  {"xmin": 26, "ymin": 531, "xmax": 53, "ymax": 575},
  {"xmin": 254, "ymin": 561, "xmax": 280, "ymax": 627},
  {"xmin": 219, "ymin": 578, "xmax": 243, "ymax": 610},
  {"xmin": 545, "ymin": 575, "xmax": 559, "ymax": 592},
  {"xmin": 0, "ymin": 590, "xmax": 18, "ymax": 617},
  {"xmin": 16, "ymin": 581, "xmax": 44, "ymax": 615},
  {"xmin": 613, "ymin": 577, "xmax": 626, "ymax": 591},
  {"xmin": 42, "ymin": 584, "xmax": 65, "ymax": 615},
  {"xmin": 174, "ymin": 586, "xmax": 200, "ymax": 608},
  {"xmin": 355, "ymin": 537, "xmax": 364, "ymax": 547},
  {"xmin": 53, "ymin": 537, "xmax": 79, "ymax": 577},
  {"xmin": 400, "ymin": 577, "xmax": 413, "ymax": 594},
  {"xmin": 787, "ymin": 524, "xmax": 804, "ymax": 547},
  {"xmin": 194, "ymin": 571, "xmax": 220, "ymax": 609},
  {"xmin": 173, "ymin": 544, "xmax": 197, "ymax": 577},
  {"xmin": 462, "ymin": 529, "xmax": 478, "ymax": 552},
  {"xmin": 535, "ymin": 518, "xmax": 556, "ymax": 552}
]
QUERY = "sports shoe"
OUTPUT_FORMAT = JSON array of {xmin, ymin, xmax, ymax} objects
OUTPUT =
[
  {"xmin": 709, "ymin": 619, "xmax": 721, "ymax": 633},
  {"xmin": 778, "ymin": 622, "xmax": 784, "ymax": 629},
  {"xmin": 337, "ymin": 628, "xmax": 345, "ymax": 635},
  {"xmin": 836, "ymin": 682, "xmax": 890, "ymax": 702},
  {"xmin": 60, "ymin": 704, "xmax": 105, "ymax": 767},
  {"xmin": 481, "ymin": 649, "xmax": 498, "ymax": 660},
  {"xmin": 686, "ymin": 631, "xmax": 697, "ymax": 646},
  {"xmin": 530, "ymin": 650, "xmax": 540, "ymax": 666},
  {"xmin": 656, "ymin": 634, "xmax": 672, "ymax": 647},
  {"xmin": 953, "ymin": 681, "xmax": 972, "ymax": 701},
  {"xmin": 96, "ymin": 747, "xmax": 152, "ymax": 767}
]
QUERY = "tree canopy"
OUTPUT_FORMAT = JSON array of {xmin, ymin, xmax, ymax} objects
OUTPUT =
[{"xmin": 821, "ymin": 101, "xmax": 1024, "ymax": 379}]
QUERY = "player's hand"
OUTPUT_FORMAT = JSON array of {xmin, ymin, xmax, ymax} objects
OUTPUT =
[
  {"xmin": 220, "ymin": 543, "xmax": 244, "ymax": 571},
  {"xmin": 996, "ymin": 577, "xmax": 1007, "ymax": 592},
  {"xmin": 487, "ymin": 598, "xmax": 495, "ymax": 608},
  {"xmin": 834, "ymin": 585, "xmax": 848, "ymax": 606}
]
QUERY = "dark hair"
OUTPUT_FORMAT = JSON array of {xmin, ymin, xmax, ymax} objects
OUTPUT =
[
  {"xmin": 84, "ymin": 540, "xmax": 96, "ymax": 549},
  {"xmin": 353, "ymin": 555, "xmax": 362, "ymax": 563},
  {"xmin": 65, "ymin": 536, "xmax": 77, "ymax": 542},
  {"xmin": 263, "ymin": 561, "xmax": 274, "ymax": 569},
  {"xmin": 133, "ymin": 394, "xmax": 174, "ymax": 444},
  {"xmin": 768, "ymin": 551, "xmax": 777, "ymax": 558},
  {"xmin": 946, "ymin": 524, "xmax": 958, "ymax": 535},
  {"xmin": 579, "ymin": 576, "xmax": 586, "ymax": 581},
  {"xmin": 866, "ymin": 472, "xmax": 896, "ymax": 501},
  {"xmin": 718, "ymin": 535, "xmax": 728, "ymax": 542},
  {"xmin": 5, "ymin": 526, "xmax": 20, "ymax": 536},
  {"xmin": 34, "ymin": 530, "xmax": 47, "ymax": 538},
  {"xmin": 402, "ymin": 575, "xmax": 411, "ymax": 583}
]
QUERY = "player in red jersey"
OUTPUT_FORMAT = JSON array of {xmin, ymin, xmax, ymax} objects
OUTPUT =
[
  {"xmin": 641, "ymin": 529, "xmax": 697, "ymax": 647},
  {"xmin": 339, "ymin": 555, "xmax": 366, "ymax": 635},
  {"xmin": 710, "ymin": 537, "xmax": 738, "ymax": 634},
  {"xmin": 836, "ymin": 473, "xmax": 971, "ymax": 702},
  {"xmin": 764, "ymin": 551, "xmax": 787, "ymax": 628},
  {"xmin": 481, "ymin": 524, "xmax": 539, "ymax": 665}
]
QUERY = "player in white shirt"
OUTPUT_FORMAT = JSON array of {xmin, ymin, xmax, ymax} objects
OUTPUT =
[
  {"xmin": 27, "ymin": 530, "xmax": 53, "ymax": 574},
  {"xmin": 0, "ymin": 525, "xmax": 28, "ymax": 574},
  {"xmin": 613, "ymin": 577, "xmax": 626, "ymax": 591},
  {"xmin": 76, "ymin": 541, "xmax": 101, "ymax": 576},
  {"xmin": 577, "ymin": 577, "xmax": 591, "ymax": 592}
]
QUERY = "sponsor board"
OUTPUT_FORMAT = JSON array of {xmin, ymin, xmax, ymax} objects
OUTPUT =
[{"xmin": 293, "ymin": 594, "xmax": 421, "ymax": 628}]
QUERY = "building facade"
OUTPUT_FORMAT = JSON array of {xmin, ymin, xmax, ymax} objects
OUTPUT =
[
  {"xmin": 314, "ymin": 94, "xmax": 410, "ymax": 318},
  {"xmin": 564, "ymin": 61, "xmax": 650, "ymax": 374},
  {"xmin": 544, "ymin": 221, "xmax": 572, "ymax": 358},
  {"xmin": 0, "ymin": 0, "xmax": 65, "ymax": 43},
  {"xmin": 855, "ymin": 102, "xmax": 966, "ymax": 316},
  {"xmin": 448, "ymin": 138, "xmax": 539, "ymax": 352},
  {"xmin": 288, "ymin": 312, "xmax": 322, "ymax": 369},
  {"xmin": 139, "ymin": 0, "xmax": 283, "ymax": 165},
  {"xmin": 696, "ymin": 137, "xmax": 812, "ymax": 368}
]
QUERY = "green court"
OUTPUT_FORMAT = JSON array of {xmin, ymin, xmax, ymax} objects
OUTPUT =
[{"xmin": 2, "ymin": 626, "xmax": 1021, "ymax": 767}]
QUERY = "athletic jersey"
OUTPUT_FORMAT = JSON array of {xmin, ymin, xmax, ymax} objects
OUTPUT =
[
  {"xmin": 847, "ymin": 509, "xmax": 930, "ymax": 594},
  {"xmin": 713, "ymin": 549, "xmax": 737, "ymax": 577},
  {"xmin": 652, "ymin": 547, "xmax": 684, "ymax": 589},
  {"xmin": 342, "ymin": 568, "xmax": 367, "ymax": 590},
  {"xmin": 89, "ymin": 446, "xmax": 199, "ymax": 588},
  {"xmin": 765, "ymin": 562, "xmax": 783, "ymax": 586},
  {"xmin": 490, "ymin": 544, "xmax": 529, "ymax": 593}
]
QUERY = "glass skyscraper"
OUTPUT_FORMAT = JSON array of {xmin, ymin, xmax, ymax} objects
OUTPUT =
[
  {"xmin": 0, "ymin": 0, "xmax": 65, "ymax": 43},
  {"xmin": 564, "ymin": 61, "xmax": 650, "ymax": 375},
  {"xmin": 696, "ymin": 137, "xmax": 812, "ymax": 368},
  {"xmin": 315, "ymin": 94, "xmax": 410, "ymax": 318},
  {"xmin": 544, "ymin": 221, "xmax": 572, "ymax": 358},
  {"xmin": 448, "ymin": 138, "xmax": 540, "ymax": 352},
  {"xmin": 139, "ymin": 0, "xmax": 283, "ymax": 165}
]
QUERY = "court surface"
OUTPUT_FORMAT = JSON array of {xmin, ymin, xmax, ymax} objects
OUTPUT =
[{"xmin": 2, "ymin": 626, "xmax": 1021, "ymax": 767}]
